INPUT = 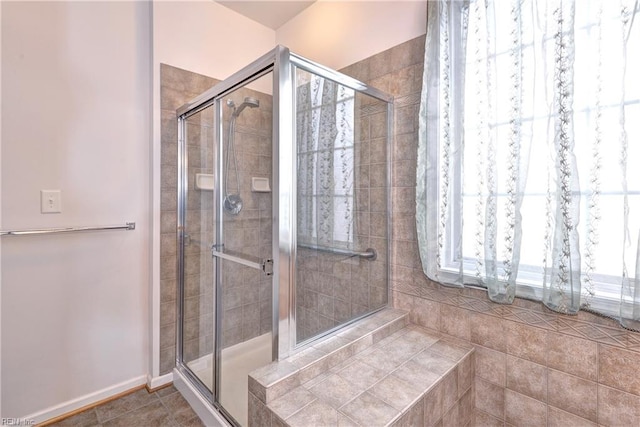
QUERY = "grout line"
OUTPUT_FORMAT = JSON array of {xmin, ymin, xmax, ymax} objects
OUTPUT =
[
  {"xmin": 156, "ymin": 392, "xmax": 182, "ymax": 427},
  {"xmin": 280, "ymin": 396, "xmax": 318, "ymax": 422},
  {"xmin": 99, "ymin": 397, "xmax": 162, "ymax": 424}
]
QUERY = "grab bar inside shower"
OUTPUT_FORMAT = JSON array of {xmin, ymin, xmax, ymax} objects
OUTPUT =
[
  {"xmin": 297, "ymin": 243, "xmax": 377, "ymax": 261},
  {"xmin": 0, "ymin": 222, "xmax": 136, "ymax": 236}
]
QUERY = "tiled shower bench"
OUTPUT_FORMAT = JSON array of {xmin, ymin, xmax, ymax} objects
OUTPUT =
[{"xmin": 248, "ymin": 309, "xmax": 475, "ymax": 426}]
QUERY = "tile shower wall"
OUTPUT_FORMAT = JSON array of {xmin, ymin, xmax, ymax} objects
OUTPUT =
[
  {"xmin": 160, "ymin": 64, "xmax": 273, "ymax": 375},
  {"xmin": 344, "ymin": 36, "xmax": 640, "ymax": 425},
  {"xmin": 160, "ymin": 64, "xmax": 219, "ymax": 375},
  {"xmin": 295, "ymin": 96, "xmax": 390, "ymax": 342}
]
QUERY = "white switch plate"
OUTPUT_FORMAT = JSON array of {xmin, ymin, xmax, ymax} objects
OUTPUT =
[{"xmin": 41, "ymin": 190, "xmax": 62, "ymax": 213}]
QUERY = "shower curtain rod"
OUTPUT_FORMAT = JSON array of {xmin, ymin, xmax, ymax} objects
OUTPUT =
[
  {"xmin": 0, "ymin": 222, "xmax": 135, "ymax": 236},
  {"xmin": 297, "ymin": 243, "xmax": 377, "ymax": 260}
]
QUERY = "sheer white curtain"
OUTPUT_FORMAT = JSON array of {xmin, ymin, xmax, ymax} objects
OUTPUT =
[
  {"xmin": 417, "ymin": 0, "xmax": 640, "ymax": 328},
  {"xmin": 297, "ymin": 72, "xmax": 356, "ymax": 249}
]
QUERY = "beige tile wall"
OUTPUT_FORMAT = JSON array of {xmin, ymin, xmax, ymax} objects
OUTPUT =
[
  {"xmin": 348, "ymin": 35, "xmax": 640, "ymax": 426},
  {"xmin": 160, "ymin": 64, "xmax": 220, "ymax": 375}
]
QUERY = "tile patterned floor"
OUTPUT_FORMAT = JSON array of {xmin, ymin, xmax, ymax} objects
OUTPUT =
[{"xmin": 47, "ymin": 385, "xmax": 206, "ymax": 427}]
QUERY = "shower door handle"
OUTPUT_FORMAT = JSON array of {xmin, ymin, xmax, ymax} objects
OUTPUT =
[
  {"xmin": 261, "ymin": 259, "xmax": 273, "ymax": 276},
  {"xmin": 211, "ymin": 248, "xmax": 273, "ymax": 277}
]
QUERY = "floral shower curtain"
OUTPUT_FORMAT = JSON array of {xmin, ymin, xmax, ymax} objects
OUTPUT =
[{"xmin": 417, "ymin": 0, "xmax": 640, "ymax": 329}]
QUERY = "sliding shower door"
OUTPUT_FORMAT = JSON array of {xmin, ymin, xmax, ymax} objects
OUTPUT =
[
  {"xmin": 177, "ymin": 66, "xmax": 275, "ymax": 426},
  {"xmin": 213, "ymin": 74, "xmax": 274, "ymax": 426}
]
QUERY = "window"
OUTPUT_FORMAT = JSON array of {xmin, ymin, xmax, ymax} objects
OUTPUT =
[{"xmin": 418, "ymin": 0, "xmax": 640, "ymax": 323}]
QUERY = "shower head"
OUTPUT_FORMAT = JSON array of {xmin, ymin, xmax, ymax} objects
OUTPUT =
[
  {"xmin": 232, "ymin": 96, "xmax": 260, "ymax": 117},
  {"xmin": 243, "ymin": 97, "xmax": 260, "ymax": 107}
]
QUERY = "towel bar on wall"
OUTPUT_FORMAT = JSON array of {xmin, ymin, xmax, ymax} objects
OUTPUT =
[{"xmin": 0, "ymin": 222, "xmax": 136, "ymax": 236}]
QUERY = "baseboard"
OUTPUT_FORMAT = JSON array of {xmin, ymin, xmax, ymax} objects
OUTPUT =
[
  {"xmin": 30, "ymin": 375, "xmax": 147, "ymax": 425},
  {"xmin": 146, "ymin": 371, "xmax": 174, "ymax": 391}
]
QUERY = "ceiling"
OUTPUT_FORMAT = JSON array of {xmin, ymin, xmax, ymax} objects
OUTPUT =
[{"xmin": 216, "ymin": 1, "xmax": 318, "ymax": 30}]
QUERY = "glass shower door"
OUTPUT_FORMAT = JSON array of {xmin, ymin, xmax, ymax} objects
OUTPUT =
[
  {"xmin": 178, "ymin": 68, "xmax": 274, "ymax": 426},
  {"xmin": 212, "ymin": 74, "xmax": 274, "ymax": 426}
]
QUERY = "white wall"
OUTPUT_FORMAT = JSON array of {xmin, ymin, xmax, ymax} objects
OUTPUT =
[
  {"xmin": 276, "ymin": 0, "xmax": 427, "ymax": 70},
  {"xmin": 154, "ymin": 1, "xmax": 275, "ymax": 84},
  {"xmin": 1, "ymin": 1, "xmax": 151, "ymax": 420},
  {"xmin": 0, "ymin": 2, "xmax": 3, "ymax": 418}
]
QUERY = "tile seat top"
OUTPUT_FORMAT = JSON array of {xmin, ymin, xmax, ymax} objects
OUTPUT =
[
  {"xmin": 268, "ymin": 325, "xmax": 474, "ymax": 426},
  {"xmin": 248, "ymin": 308, "xmax": 475, "ymax": 427},
  {"xmin": 249, "ymin": 308, "xmax": 410, "ymax": 404}
]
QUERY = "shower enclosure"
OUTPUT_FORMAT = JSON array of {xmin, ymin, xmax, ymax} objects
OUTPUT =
[{"xmin": 174, "ymin": 46, "xmax": 392, "ymax": 426}]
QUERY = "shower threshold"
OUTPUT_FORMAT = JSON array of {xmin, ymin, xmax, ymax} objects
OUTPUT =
[{"xmin": 182, "ymin": 332, "xmax": 273, "ymax": 426}]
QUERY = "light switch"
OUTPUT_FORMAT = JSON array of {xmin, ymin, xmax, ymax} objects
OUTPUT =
[{"xmin": 41, "ymin": 190, "xmax": 62, "ymax": 213}]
